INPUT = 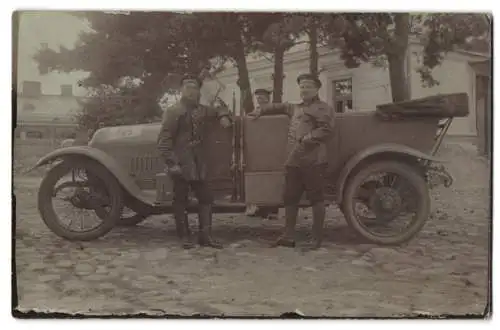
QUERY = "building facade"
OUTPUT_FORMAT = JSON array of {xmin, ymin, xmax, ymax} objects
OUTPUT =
[
  {"xmin": 204, "ymin": 40, "xmax": 490, "ymax": 138},
  {"xmin": 469, "ymin": 59, "xmax": 492, "ymax": 156},
  {"xmin": 16, "ymin": 80, "xmax": 81, "ymax": 140}
]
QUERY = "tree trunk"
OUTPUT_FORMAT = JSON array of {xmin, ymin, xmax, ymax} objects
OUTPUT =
[
  {"xmin": 308, "ymin": 21, "xmax": 319, "ymax": 76},
  {"xmin": 234, "ymin": 42, "xmax": 254, "ymax": 114},
  {"xmin": 387, "ymin": 53, "xmax": 409, "ymax": 102},
  {"xmin": 388, "ymin": 13, "xmax": 410, "ymax": 102},
  {"xmin": 272, "ymin": 45, "xmax": 285, "ymax": 103}
]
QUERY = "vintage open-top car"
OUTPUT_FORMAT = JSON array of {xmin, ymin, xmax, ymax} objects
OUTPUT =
[{"xmin": 29, "ymin": 93, "xmax": 468, "ymax": 245}]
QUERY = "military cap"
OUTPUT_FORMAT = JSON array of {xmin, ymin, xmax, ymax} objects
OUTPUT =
[
  {"xmin": 254, "ymin": 88, "xmax": 272, "ymax": 96},
  {"xmin": 296, "ymin": 73, "xmax": 322, "ymax": 88},
  {"xmin": 180, "ymin": 74, "xmax": 203, "ymax": 88}
]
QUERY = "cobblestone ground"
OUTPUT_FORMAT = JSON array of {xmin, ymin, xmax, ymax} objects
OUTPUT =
[{"xmin": 13, "ymin": 142, "xmax": 490, "ymax": 317}]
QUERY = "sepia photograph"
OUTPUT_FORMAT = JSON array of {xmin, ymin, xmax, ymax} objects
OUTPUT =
[{"xmin": 11, "ymin": 8, "xmax": 492, "ymax": 319}]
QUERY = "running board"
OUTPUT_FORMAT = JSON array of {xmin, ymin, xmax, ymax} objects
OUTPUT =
[
  {"xmin": 150, "ymin": 198, "xmax": 336, "ymax": 215},
  {"xmin": 151, "ymin": 200, "xmax": 247, "ymax": 214}
]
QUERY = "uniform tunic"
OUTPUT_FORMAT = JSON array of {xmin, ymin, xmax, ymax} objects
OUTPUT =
[
  {"xmin": 157, "ymin": 98, "xmax": 231, "ymax": 182},
  {"xmin": 260, "ymin": 98, "xmax": 334, "ymax": 167}
]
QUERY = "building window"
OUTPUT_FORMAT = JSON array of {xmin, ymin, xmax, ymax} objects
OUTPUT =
[
  {"xmin": 26, "ymin": 131, "xmax": 43, "ymax": 139},
  {"xmin": 22, "ymin": 103, "xmax": 35, "ymax": 112},
  {"xmin": 22, "ymin": 81, "xmax": 42, "ymax": 97},
  {"xmin": 332, "ymin": 78, "xmax": 353, "ymax": 113},
  {"xmin": 55, "ymin": 129, "xmax": 77, "ymax": 139},
  {"xmin": 61, "ymin": 84, "xmax": 73, "ymax": 96}
]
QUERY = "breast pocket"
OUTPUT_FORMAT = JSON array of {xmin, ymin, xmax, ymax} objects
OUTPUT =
[
  {"xmin": 297, "ymin": 114, "xmax": 315, "ymax": 136},
  {"xmin": 302, "ymin": 112, "xmax": 317, "ymax": 125}
]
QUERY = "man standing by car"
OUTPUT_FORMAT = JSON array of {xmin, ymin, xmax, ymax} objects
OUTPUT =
[
  {"xmin": 158, "ymin": 74, "xmax": 232, "ymax": 249},
  {"xmin": 245, "ymin": 88, "xmax": 280, "ymax": 220},
  {"xmin": 248, "ymin": 74, "xmax": 334, "ymax": 250}
]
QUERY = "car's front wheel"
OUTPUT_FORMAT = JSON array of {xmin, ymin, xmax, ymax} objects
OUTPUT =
[{"xmin": 38, "ymin": 160, "xmax": 124, "ymax": 241}]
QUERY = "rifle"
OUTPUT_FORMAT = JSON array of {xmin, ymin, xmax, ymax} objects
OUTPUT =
[{"xmin": 199, "ymin": 68, "xmax": 241, "ymax": 201}]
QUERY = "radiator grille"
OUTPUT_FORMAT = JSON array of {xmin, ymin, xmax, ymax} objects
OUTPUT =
[
  {"xmin": 130, "ymin": 155, "xmax": 162, "ymax": 174},
  {"xmin": 129, "ymin": 155, "xmax": 162, "ymax": 190}
]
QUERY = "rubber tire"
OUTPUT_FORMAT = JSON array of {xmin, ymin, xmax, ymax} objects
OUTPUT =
[
  {"xmin": 343, "ymin": 160, "xmax": 430, "ymax": 245},
  {"xmin": 38, "ymin": 160, "xmax": 124, "ymax": 241}
]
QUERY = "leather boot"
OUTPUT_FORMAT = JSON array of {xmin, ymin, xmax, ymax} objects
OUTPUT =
[
  {"xmin": 304, "ymin": 201, "xmax": 325, "ymax": 250},
  {"xmin": 198, "ymin": 204, "xmax": 223, "ymax": 249},
  {"xmin": 174, "ymin": 205, "xmax": 194, "ymax": 249},
  {"xmin": 274, "ymin": 206, "xmax": 298, "ymax": 248}
]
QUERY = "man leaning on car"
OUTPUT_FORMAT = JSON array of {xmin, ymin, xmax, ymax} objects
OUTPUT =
[{"xmin": 248, "ymin": 73, "xmax": 334, "ymax": 250}]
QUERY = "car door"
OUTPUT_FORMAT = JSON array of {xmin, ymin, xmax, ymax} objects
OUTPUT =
[
  {"xmin": 203, "ymin": 115, "xmax": 235, "ymax": 199},
  {"xmin": 243, "ymin": 114, "xmax": 290, "ymax": 206}
]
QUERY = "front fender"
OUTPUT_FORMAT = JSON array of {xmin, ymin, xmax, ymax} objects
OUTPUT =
[
  {"xmin": 32, "ymin": 146, "xmax": 151, "ymax": 205},
  {"xmin": 336, "ymin": 143, "xmax": 447, "ymax": 205}
]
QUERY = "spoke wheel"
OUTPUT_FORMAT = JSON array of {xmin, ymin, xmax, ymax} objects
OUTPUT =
[
  {"xmin": 38, "ymin": 160, "xmax": 123, "ymax": 241},
  {"xmin": 343, "ymin": 161, "xmax": 430, "ymax": 245}
]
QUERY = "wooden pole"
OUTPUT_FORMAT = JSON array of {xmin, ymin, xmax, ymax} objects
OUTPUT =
[{"xmin": 231, "ymin": 91, "xmax": 238, "ymax": 201}]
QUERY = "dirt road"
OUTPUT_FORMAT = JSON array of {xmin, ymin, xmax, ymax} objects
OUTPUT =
[{"xmin": 13, "ymin": 142, "xmax": 490, "ymax": 317}]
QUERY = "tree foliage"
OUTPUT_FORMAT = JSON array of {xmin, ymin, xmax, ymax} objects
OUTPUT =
[
  {"xmin": 253, "ymin": 14, "xmax": 306, "ymax": 102},
  {"xmin": 414, "ymin": 13, "xmax": 491, "ymax": 88},
  {"xmin": 33, "ymin": 11, "xmax": 491, "ymax": 124},
  {"xmin": 35, "ymin": 12, "xmax": 208, "ymax": 90},
  {"xmin": 186, "ymin": 12, "xmax": 284, "ymax": 112},
  {"xmin": 75, "ymin": 86, "xmax": 163, "ymax": 131},
  {"xmin": 321, "ymin": 13, "xmax": 491, "ymax": 101},
  {"xmin": 34, "ymin": 12, "xmax": 216, "ymax": 129},
  {"xmin": 33, "ymin": 12, "xmax": 289, "ymax": 125}
]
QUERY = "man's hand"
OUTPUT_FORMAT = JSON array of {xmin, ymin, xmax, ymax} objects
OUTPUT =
[
  {"xmin": 300, "ymin": 133, "xmax": 314, "ymax": 144},
  {"xmin": 220, "ymin": 116, "xmax": 232, "ymax": 128},
  {"xmin": 247, "ymin": 107, "xmax": 262, "ymax": 120},
  {"xmin": 168, "ymin": 164, "xmax": 182, "ymax": 177}
]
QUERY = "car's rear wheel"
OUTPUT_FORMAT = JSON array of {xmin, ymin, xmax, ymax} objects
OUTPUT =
[
  {"xmin": 342, "ymin": 160, "xmax": 430, "ymax": 245},
  {"xmin": 38, "ymin": 160, "xmax": 123, "ymax": 241}
]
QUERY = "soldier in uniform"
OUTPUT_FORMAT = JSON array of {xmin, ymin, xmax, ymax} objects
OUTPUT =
[
  {"xmin": 248, "ymin": 74, "xmax": 334, "ymax": 250},
  {"xmin": 254, "ymin": 88, "xmax": 272, "ymax": 106},
  {"xmin": 245, "ymin": 88, "xmax": 279, "ymax": 220},
  {"xmin": 157, "ymin": 74, "xmax": 232, "ymax": 249}
]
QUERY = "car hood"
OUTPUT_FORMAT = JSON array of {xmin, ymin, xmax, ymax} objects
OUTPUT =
[{"xmin": 89, "ymin": 123, "xmax": 162, "ymax": 148}]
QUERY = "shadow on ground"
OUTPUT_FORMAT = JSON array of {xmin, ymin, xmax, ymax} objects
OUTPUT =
[{"xmin": 83, "ymin": 220, "xmax": 369, "ymax": 248}]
